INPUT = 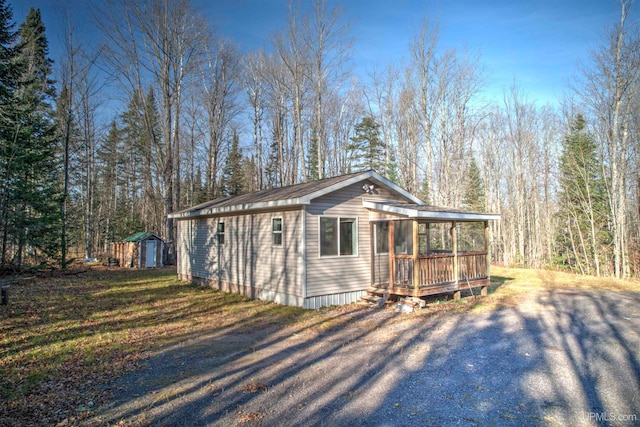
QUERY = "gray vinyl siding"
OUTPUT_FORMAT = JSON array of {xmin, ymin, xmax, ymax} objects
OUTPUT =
[
  {"xmin": 176, "ymin": 209, "xmax": 303, "ymax": 300},
  {"xmin": 305, "ymin": 183, "xmax": 400, "ymax": 297}
]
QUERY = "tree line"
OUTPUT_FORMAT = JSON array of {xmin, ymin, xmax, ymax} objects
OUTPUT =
[{"xmin": 0, "ymin": 0, "xmax": 638, "ymax": 279}]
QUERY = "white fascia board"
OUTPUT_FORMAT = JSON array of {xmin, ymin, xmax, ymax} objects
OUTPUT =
[
  {"xmin": 371, "ymin": 174, "xmax": 426, "ymax": 205},
  {"xmin": 415, "ymin": 211, "xmax": 501, "ymax": 221},
  {"xmin": 168, "ymin": 198, "xmax": 306, "ymax": 219},
  {"xmin": 362, "ymin": 200, "xmax": 501, "ymax": 221},
  {"xmin": 302, "ymin": 170, "xmax": 426, "ymax": 205}
]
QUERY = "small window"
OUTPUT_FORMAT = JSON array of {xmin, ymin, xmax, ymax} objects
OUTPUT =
[
  {"xmin": 375, "ymin": 222, "xmax": 389, "ymax": 254},
  {"xmin": 272, "ymin": 218, "xmax": 283, "ymax": 246},
  {"xmin": 217, "ymin": 221, "xmax": 225, "ymax": 245},
  {"xmin": 320, "ymin": 216, "xmax": 357, "ymax": 257}
]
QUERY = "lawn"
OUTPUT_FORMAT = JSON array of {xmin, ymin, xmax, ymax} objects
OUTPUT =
[{"xmin": 0, "ymin": 266, "xmax": 637, "ymax": 425}]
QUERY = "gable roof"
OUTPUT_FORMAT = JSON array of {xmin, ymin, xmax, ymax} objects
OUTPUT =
[
  {"xmin": 122, "ymin": 231, "xmax": 163, "ymax": 242},
  {"xmin": 169, "ymin": 170, "xmax": 424, "ymax": 219}
]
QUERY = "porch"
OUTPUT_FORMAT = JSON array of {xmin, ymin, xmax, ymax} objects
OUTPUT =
[{"xmin": 365, "ymin": 200, "xmax": 499, "ymax": 300}]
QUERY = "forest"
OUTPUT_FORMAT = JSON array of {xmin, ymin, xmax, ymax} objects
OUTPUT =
[{"xmin": 0, "ymin": 0, "xmax": 638, "ymax": 278}]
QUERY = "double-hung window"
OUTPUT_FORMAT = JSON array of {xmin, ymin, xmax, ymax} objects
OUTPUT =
[
  {"xmin": 319, "ymin": 216, "xmax": 357, "ymax": 257},
  {"xmin": 272, "ymin": 217, "xmax": 283, "ymax": 246}
]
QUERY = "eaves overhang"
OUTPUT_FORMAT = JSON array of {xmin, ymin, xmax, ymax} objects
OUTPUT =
[{"xmin": 363, "ymin": 200, "xmax": 501, "ymax": 221}]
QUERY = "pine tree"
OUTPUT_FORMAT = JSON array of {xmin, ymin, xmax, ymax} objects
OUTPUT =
[
  {"xmin": 347, "ymin": 116, "xmax": 385, "ymax": 173},
  {"xmin": 555, "ymin": 114, "xmax": 610, "ymax": 275},
  {"xmin": 222, "ymin": 130, "xmax": 245, "ymax": 196}
]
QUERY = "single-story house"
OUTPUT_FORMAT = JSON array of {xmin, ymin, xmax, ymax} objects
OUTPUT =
[
  {"xmin": 110, "ymin": 232, "xmax": 165, "ymax": 268},
  {"xmin": 169, "ymin": 170, "xmax": 500, "ymax": 309}
]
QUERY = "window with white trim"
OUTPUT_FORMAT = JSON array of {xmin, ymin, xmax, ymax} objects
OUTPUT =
[
  {"xmin": 272, "ymin": 217, "xmax": 283, "ymax": 246},
  {"xmin": 319, "ymin": 216, "xmax": 357, "ymax": 256},
  {"xmin": 217, "ymin": 221, "xmax": 225, "ymax": 244}
]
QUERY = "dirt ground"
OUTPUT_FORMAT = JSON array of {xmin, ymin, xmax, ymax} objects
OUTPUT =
[{"xmin": 88, "ymin": 289, "xmax": 640, "ymax": 427}]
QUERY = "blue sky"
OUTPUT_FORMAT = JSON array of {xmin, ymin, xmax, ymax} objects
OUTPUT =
[{"xmin": 11, "ymin": 0, "xmax": 637, "ymax": 106}]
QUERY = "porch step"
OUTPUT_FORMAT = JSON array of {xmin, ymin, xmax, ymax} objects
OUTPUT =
[{"xmin": 359, "ymin": 287, "xmax": 390, "ymax": 308}]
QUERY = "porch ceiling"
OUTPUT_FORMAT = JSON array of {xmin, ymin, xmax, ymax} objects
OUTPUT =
[{"xmin": 363, "ymin": 200, "xmax": 501, "ymax": 221}]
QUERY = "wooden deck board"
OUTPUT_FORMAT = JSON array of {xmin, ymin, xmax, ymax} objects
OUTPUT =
[{"xmin": 373, "ymin": 278, "xmax": 490, "ymax": 297}]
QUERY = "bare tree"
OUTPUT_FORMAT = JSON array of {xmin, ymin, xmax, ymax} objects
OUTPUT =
[
  {"xmin": 576, "ymin": 0, "xmax": 639, "ymax": 277},
  {"xmin": 201, "ymin": 37, "xmax": 241, "ymax": 199},
  {"xmin": 303, "ymin": 0, "xmax": 351, "ymax": 179},
  {"xmin": 272, "ymin": 1, "xmax": 310, "ymax": 182},
  {"xmin": 97, "ymin": 0, "xmax": 209, "ymax": 262}
]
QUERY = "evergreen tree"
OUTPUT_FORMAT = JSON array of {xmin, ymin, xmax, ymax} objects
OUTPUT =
[
  {"xmin": 347, "ymin": 116, "xmax": 385, "ymax": 173},
  {"xmin": 0, "ymin": 0, "xmax": 15, "ymax": 103},
  {"xmin": 222, "ymin": 130, "xmax": 245, "ymax": 196},
  {"xmin": 0, "ymin": 7, "xmax": 59, "ymax": 268},
  {"xmin": 555, "ymin": 114, "xmax": 610, "ymax": 275},
  {"xmin": 0, "ymin": 0, "xmax": 17, "ymax": 266},
  {"xmin": 462, "ymin": 157, "xmax": 485, "ymax": 211}
]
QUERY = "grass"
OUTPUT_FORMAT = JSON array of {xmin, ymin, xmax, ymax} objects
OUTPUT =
[
  {"xmin": 0, "ymin": 267, "xmax": 317, "ymax": 425},
  {"xmin": 0, "ymin": 265, "xmax": 637, "ymax": 425}
]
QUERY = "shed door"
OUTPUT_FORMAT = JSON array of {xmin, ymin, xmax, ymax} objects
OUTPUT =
[{"xmin": 146, "ymin": 240, "xmax": 156, "ymax": 268}]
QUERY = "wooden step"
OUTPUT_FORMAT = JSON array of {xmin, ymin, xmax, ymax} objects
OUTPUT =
[{"xmin": 361, "ymin": 294, "xmax": 383, "ymax": 303}]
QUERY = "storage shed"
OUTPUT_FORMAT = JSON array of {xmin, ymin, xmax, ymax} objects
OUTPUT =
[
  {"xmin": 110, "ymin": 232, "xmax": 165, "ymax": 268},
  {"xmin": 169, "ymin": 170, "xmax": 500, "ymax": 308}
]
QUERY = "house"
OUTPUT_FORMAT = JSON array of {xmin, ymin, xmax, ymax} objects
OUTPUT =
[
  {"xmin": 110, "ymin": 232, "xmax": 165, "ymax": 268},
  {"xmin": 169, "ymin": 170, "xmax": 500, "ymax": 309}
]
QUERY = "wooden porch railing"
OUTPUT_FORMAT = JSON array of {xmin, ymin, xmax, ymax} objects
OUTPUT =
[{"xmin": 393, "ymin": 251, "xmax": 487, "ymax": 288}]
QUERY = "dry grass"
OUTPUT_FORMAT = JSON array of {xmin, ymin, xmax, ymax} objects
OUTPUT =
[{"xmin": 0, "ymin": 267, "xmax": 315, "ymax": 426}]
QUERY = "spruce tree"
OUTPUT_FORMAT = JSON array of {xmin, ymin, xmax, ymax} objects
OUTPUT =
[
  {"xmin": 462, "ymin": 157, "xmax": 486, "ymax": 211},
  {"xmin": 0, "ymin": 0, "xmax": 17, "ymax": 266},
  {"xmin": 2, "ymin": 7, "xmax": 59, "ymax": 267},
  {"xmin": 347, "ymin": 116, "xmax": 385, "ymax": 173},
  {"xmin": 222, "ymin": 130, "xmax": 245, "ymax": 196},
  {"xmin": 555, "ymin": 114, "xmax": 610, "ymax": 275}
]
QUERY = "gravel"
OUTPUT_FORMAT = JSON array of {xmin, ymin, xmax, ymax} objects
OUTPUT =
[{"xmin": 88, "ymin": 289, "xmax": 640, "ymax": 427}]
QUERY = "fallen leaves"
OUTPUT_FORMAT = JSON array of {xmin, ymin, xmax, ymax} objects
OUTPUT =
[{"xmin": 242, "ymin": 381, "xmax": 268, "ymax": 394}]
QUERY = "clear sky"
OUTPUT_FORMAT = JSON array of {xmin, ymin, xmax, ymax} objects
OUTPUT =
[{"xmin": 10, "ymin": 0, "xmax": 638, "ymax": 106}]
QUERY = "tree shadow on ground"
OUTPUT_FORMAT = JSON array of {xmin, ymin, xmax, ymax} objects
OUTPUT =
[{"xmin": 89, "ymin": 283, "xmax": 639, "ymax": 427}]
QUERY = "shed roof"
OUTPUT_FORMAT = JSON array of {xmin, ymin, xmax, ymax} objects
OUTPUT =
[
  {"xmin": 169, "ymin": 170, "xmax": 424, "ymax": 219},
  {"xmin": 122, "ymin": 232, "xmax": 163, "ymax": 242},
  {"xmin": 362, "ymin": 200, "xmax": 501, "ymax": 221}
]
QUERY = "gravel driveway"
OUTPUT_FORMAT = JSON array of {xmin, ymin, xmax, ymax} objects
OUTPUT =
[{"xmin": 89, "ymin": 289, "xmax": 640, "ymax": 426}]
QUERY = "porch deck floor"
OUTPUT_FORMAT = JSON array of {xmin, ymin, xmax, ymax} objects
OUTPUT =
[{"xmin": 373, "ymin": 277, "xmax": 490, "ymax": 297}]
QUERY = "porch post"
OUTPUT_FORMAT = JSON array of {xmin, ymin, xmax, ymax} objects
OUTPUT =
[
  {"xmin": 452, "ymin": 221, "xmax": 460, "ymax": 300},
  {"xmin": 388, "ymin": 221, "xmax": 395, "ymax": 289},
  {"xmin": 452, "ymin": 221, "xmax": 458, "ymax": 283},
  {"xmin": 412, "ymin": 219, "xmax": 419, "ymax": 297},
  {"xmin": 482, "ymin": 220, "xmax": 490, "ymax": 296}
]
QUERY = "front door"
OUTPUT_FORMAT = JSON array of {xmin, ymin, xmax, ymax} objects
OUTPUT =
[{"xmin": 146, "ymin": 240, "xmax": 156, "ymax": 268}]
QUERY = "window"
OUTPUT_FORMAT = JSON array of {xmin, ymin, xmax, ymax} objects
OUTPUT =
[
  {"xmin": 320, "ymin": 216, "xmax": 357, "ymax": 257},
  {"xmin": 217, "ymin": 221, "xmax": 225, "ymax": 245},
  {"xmin": 272, "ymin": 217, "xmax": 283, "ymax": 246},
  {"xmin": 375, "ymin": 222, "xmax": 389, "ymax": 254}
]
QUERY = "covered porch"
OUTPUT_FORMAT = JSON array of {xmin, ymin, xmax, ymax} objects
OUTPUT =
[{"xmin": 365, "ymin": 200, "xmax": 500, "ymax": 300}]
